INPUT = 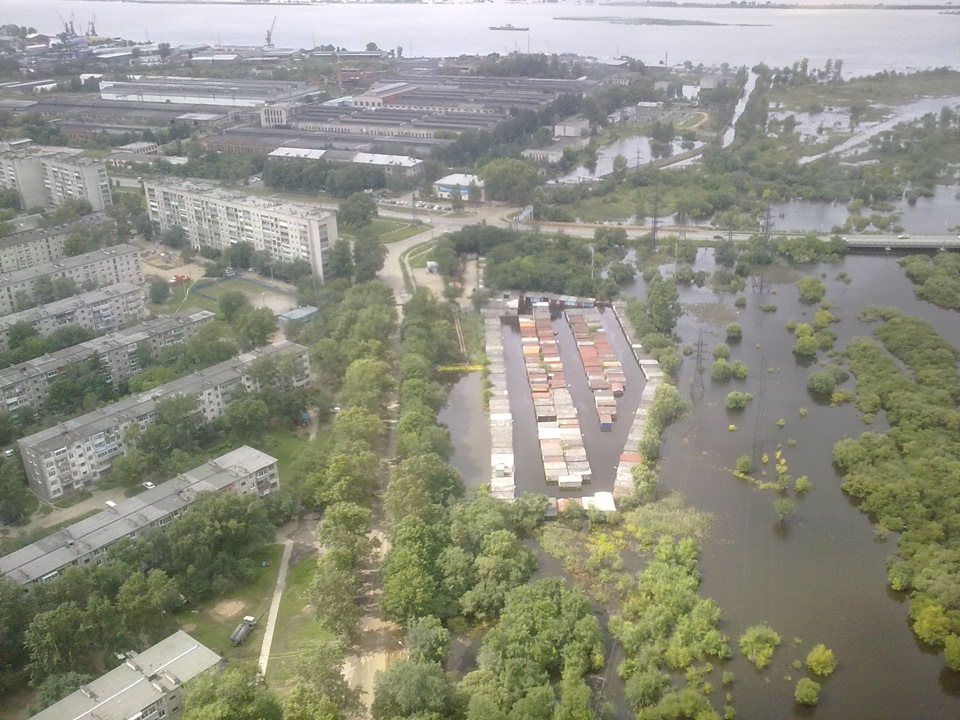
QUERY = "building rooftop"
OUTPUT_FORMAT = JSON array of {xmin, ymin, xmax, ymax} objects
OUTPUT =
[
  {"xmin": 1, "ymin": 446, "xmax": 276, "ymax": 585},
  {"xmin": 0, "ymin": 283, "xmax": 142, "ymax": 331},
  {"xmin": 434, "ymin": 173, "xmax": 483, "ymax": 188},
  {"xmin": 144, "ymin": 180, "xmax": 333, "ymax": 221},
  {"xmin": 0, "ymin": 212, "xmax": 111, "ymax": 252},
  {"xmin": 19, "ymin": 341, "xmax": 305, "ymax": 456},
  {"xmin": 0, "ymin": 244, "xmax": 139, "ymax": 288},
  {"xmin": 28, "ymin": 631, "xmax": 220, "ymax": 720}
]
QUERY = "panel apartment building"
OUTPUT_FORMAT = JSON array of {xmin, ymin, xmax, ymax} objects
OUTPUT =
[
  {"xmin": 19, "ymin": 341, "xmax": 309, "ymax": 500},
  {"xmin": 0, "ymin": 212, "xmax": 110, "ymax": 273},
  {"xmin": 0, "ymin": 149, "xmax": 113, "ymax": 211},
  {"xmin": 0, "ymin": 243, "xmax": 142, "ymax": 316},
  {"xmin": 2, "ymin": 446, "xmax": 277, "ymax": 586},
  {"xmin": 0, "ymin": 308, "xmax": 214, "ymax": 412},
  {"xmin": 142, "ymin": 180, "xmax": 337, "ymax": 281},
  {"xmin": 27, "ymin": 631, "xmax": 220, "ymax": 720},
  {"xmin": 0, "ymin": 282, "xmax": 145, "ymax": 352}
]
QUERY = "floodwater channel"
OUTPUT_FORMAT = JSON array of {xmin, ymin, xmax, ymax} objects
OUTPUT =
[{"xmin": 441, "ymin": 250, "xmax": 960, "ymax": 718}]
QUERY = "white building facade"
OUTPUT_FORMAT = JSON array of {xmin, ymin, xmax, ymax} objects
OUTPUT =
[
  {"xmin": 18, "ymin": 341, "xmax": 309, "ymax": 501},
  {"xmin": 143, "ymin": 180, "xmax": 337, "ymax": 280}
]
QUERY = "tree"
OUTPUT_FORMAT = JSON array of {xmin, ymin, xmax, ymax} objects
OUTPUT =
[
  {"xmin": 24, "ymin": 602, "xmax": 86, "ymax": 678},
  {"xmin": 479, "ymin": 158, "xmax": 540, "ymax": 205},
  {"xmin": 405, "ymin": 616, "xmax": 450, "ymax": 664},
  {"xmin": 287, "ymin": 638, "xmax": 361, "ymax": 720},
  {"xmin": 225, "ymin": 397, "xmax": 270, "ymax": 442},
  {"xmin": 116, "ymin": 569, "xmax": 180, "ymax": 632},
  {"xmin": 148, "ymin": 278, "xmax": 170, "ymax": 304},
  {"xmin": 0, "ymin": 460, "xmax": 32, "ymax": 524},
  {"xmin": 338, "ymin": 192, "xmax": 378, "ymax": 228},
  {"xmin": 738, "ymin": 624, "xmax": 781, "ymax": 669},
  {"xmin": 372, "ymin": 659, "xmax": 458, "ymax": 720},
  {"xmin": 160, "ymin": 225, "xmax": 187, "ymax": 249},
  {"xmin": 219, "ymin": 290, "xmax": 253, "ymax": 323},
  {"xmin": 329, "ymin": 237, "xmax": 354, "ymax": 281},
  {"xmin": 352, "ymin": 228, "xmax": 387, "ymax": 283},
  {"xmin": 806, "ymin": 644, "xmax": 836, "ymax": 676},
  {"xmin": 25, "ymin": 672, "xmax": 94, "ymax": 716},
  {"xmin": 775, "ymin": 497, "xmax": 795, "ymax": 522},
  {"xmin": 807, "ymin": 369, "xmax": 836, "ymax": 394},
  {"xmin": 645, "ymin": 274, "xmax": 682, "ymax": 334},
  {"xmin": 225, "ymin": 242, "xmax": 255, "ymax": 271},
  {"xmin": 182, "ymin": 663, "xmax": 283, "ymax": 720},
  {"xmin": 797, "ymin": 276, "xmax": 826, "ymax": 304},
  {"xmin": 794, "ymin": 678, "xmax": 820, "ymax": 706},
  {"xmin": 309, "ymin": 552, "xmax": 360, "ymax": 638},
  {"xmin": 234, "ymin": 307, "xmax": 277, "ymax": 350}
]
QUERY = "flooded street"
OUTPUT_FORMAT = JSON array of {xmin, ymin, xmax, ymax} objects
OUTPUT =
[{"xmin": 442, "ymin": 250, "xmax": 960, "ymax": 718}]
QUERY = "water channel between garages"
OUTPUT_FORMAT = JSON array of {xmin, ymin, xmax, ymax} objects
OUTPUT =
[{"xmin": 439, "ymin": 251, "xmax": 960, "ymax": 718}]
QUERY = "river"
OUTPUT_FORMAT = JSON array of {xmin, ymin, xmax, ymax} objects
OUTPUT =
[
  {"xmin": 5, "ymin": 0, "xmax": 960, "ymax": 77},
  {"xmin": 441, "ymin": 251, "xmax": 960, "ymax": 718}
]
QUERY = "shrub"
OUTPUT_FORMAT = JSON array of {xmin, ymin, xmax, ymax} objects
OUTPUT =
[
  {"xmin": 711, "ymin": 359, "xmax": 733, "ymax": 381},
  {"xmin": 731, "ymin": 361, "xmax": 749, "ymax": 380},
  {"xmin": 726, "ymin": 392, "xmax": 753, "ymax": 410},
  {"xmin": 797, "ymin": 276, "xmax": 826, "ymax": 304},
  {"xmin": 713, "ymin": 342, "xmax": 730, "ymax": 360},
  {"xmin": 735, "ymin": 455, "xmax": 753, "ymax": 474},
  {"xmin": 726, "ymin": 323, "xmax": 742, "ymax": 341},
  {"xmin": 793, "ymin": 336, "xmax": 819, "ymax": 357},
  {"xmin": 761, "ymin": 303, "xmax": 777, "ymax": 312},
  {"xmin": 795, "ymin": 475, "xmax": 811, "ymax": 492},
  {"xmin": 739, "ymin": 624, "xmax": 782, "ymax": 669},
  {"xmin": 945, "ymin": 635, "xmax": 960, "ymax": 671},
  {"xmin": 785, "ymin": 318, "xmax": 798, "ymax": 333},
  {"xmin": 807, "ymin": 370, "xmax": 837, "ymax": 395},
  {"xmin": 795, "ymin": 678, "xmax": 820, "ymax": 705},
  {"xmin": 806, "ymin": 644, "xmax": 836, "ymax": 676},
  {"xmin": 734, "ymin": 296, "xmax": 746, "ymax": 308}
]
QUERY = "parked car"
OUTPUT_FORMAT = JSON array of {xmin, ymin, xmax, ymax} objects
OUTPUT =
[
  {"xmin": 898, "ymin": 233, "xmax": 910, "ymax": 239},
  {"xmin": 143, "ymin": 481, "xmax": 155, "ymax": 490}
]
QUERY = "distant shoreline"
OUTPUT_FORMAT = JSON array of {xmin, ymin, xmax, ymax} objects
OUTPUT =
[{"xmin": 59, "ymin": 0, "xmax": 960, "ymax": 8}]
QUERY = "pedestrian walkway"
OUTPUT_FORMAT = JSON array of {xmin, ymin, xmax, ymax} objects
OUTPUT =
[{"xmin": 258, "ymin": 536, "xmax": 295, "ymax": 674}]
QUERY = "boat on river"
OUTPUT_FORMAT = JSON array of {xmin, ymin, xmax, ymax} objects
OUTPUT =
[{"xmin": 489, "ymin": 24, "xmax": 529, "ymax": 31}]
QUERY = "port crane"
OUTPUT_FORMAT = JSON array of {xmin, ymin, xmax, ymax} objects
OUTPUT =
[{"xmin": 265, "ymin": 17, "xmax": 276, "ymax": 48}]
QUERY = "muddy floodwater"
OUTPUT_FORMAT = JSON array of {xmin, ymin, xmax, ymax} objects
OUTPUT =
[{"xmin": 441, "ymin": 250, "xmax": 960, "ymax": 718}]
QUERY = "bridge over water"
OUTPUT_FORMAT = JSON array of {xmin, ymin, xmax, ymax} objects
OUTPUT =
[{"xmin": 840, "ymin": 234, "xmax": 960, "ymax": 250}]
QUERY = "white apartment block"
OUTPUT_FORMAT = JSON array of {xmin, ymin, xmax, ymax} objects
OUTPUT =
[
  {"xmin": 0, "ymin": 308, "xmax": 214, "ymax": 413},
  {"xmin": 0, "ymin": 212, "xmax": 110, "ymax": 274},
  {"xmin": 27, "ymin": 631, "xmax": 220, "ymax": 720},
  {"xmin": 1, "ymin": 446, "xmax": 278, "ymax": 586},
  {"xmin": 0, "ymin": 244, "xmax": 142, "ymax": 317},
  {"xmin": 142, "ymin": 180, "xmax": 337, "ymax": 280},
  {"xmin": 0, "ymin": 282, "xmax": 145, "ymax": 352},
  {"xmin": 18, "ymin": 341, "xmax": 309, "ymax": 501},
  {"xmin": 0, "ymin": 149, "xmax": 113, "ymax": 211}
]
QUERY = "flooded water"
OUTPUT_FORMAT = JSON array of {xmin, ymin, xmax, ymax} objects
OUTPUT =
[
  {"xmin": 643, "ymin": 251, "xmax": 960, "ymax": 719},
  {"xmin": 557, "ymin": 138, "xmax": 699, "ymax": 185},
  {"xmin": 443, "ymin": 251, "xmax": 960, "ymax": 718},
  {"xmin": 769, "ymin": 184, "xmax": 960, "ymax": 235}
]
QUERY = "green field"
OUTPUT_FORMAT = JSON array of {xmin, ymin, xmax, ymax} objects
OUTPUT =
[
  {"xmin": 148, "ymin": 283, "xmax": 220, "ymax": 315},
  {"xmin": 265, "ymin": 556, "xmax": 333, "ymax": 691},
  {"xmin": 369, "ymin": 218, "xmax": 427, "ymax": 244},
  {"xmin": 173, "ymin": 543, "xmax": 285, "ymax": 662}
]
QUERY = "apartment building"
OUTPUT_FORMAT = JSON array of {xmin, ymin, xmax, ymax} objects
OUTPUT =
[
  {"xmin": 142, "ymin": 180, "xmax": 337, "ymax": 280},
  {"xmin": 0, "ymin": 212, "xmax": 111, "ymax": 274},
  {"xmin": 0, "ymin": 308, "xmax": 214, "ymax": 412},
  {"xmin": 27, "ymin": 631, "xmax": 220, "ymax": 720},
  {"xmin": 1, "ymin": 446, "xmax": 277, "ymax": 587},
  {"xmin": 18, "ymin": 341, "xmax": 309, "ymax": 500},
  {"xmin": 0, "ymin": 149, "xmax": 112, "ymax": 211},
  {"xmin": 0, "ymin": 244, "xmax": 142, "ymax": 316},
  {"xmin": 0, "ymin": 282, "xmax": 145, "ymax": 352}
]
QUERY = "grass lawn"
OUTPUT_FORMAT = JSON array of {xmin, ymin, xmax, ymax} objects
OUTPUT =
[
  {"xmin": 258, "ymin": 430, "xmax": 313, "ymax": 488},
  {"xmin": 147, "ymin": 283, "xmax": 220, "ymax": 316},
  {"xmin": 174, "ymin": 543, "xmax": 284, "ymax": 661},
  {"xmin": 265, "ymin": 555, "xmax": 333, "ymax": 692},
  {"xmin": 369, "ymin": 218, "xmax": 427, "ymax": 244}
]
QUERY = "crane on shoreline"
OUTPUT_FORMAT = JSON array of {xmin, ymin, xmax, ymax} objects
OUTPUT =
[{"xmin": 265, "ymin": 16, "xmax": 276, "ymax": 49}]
